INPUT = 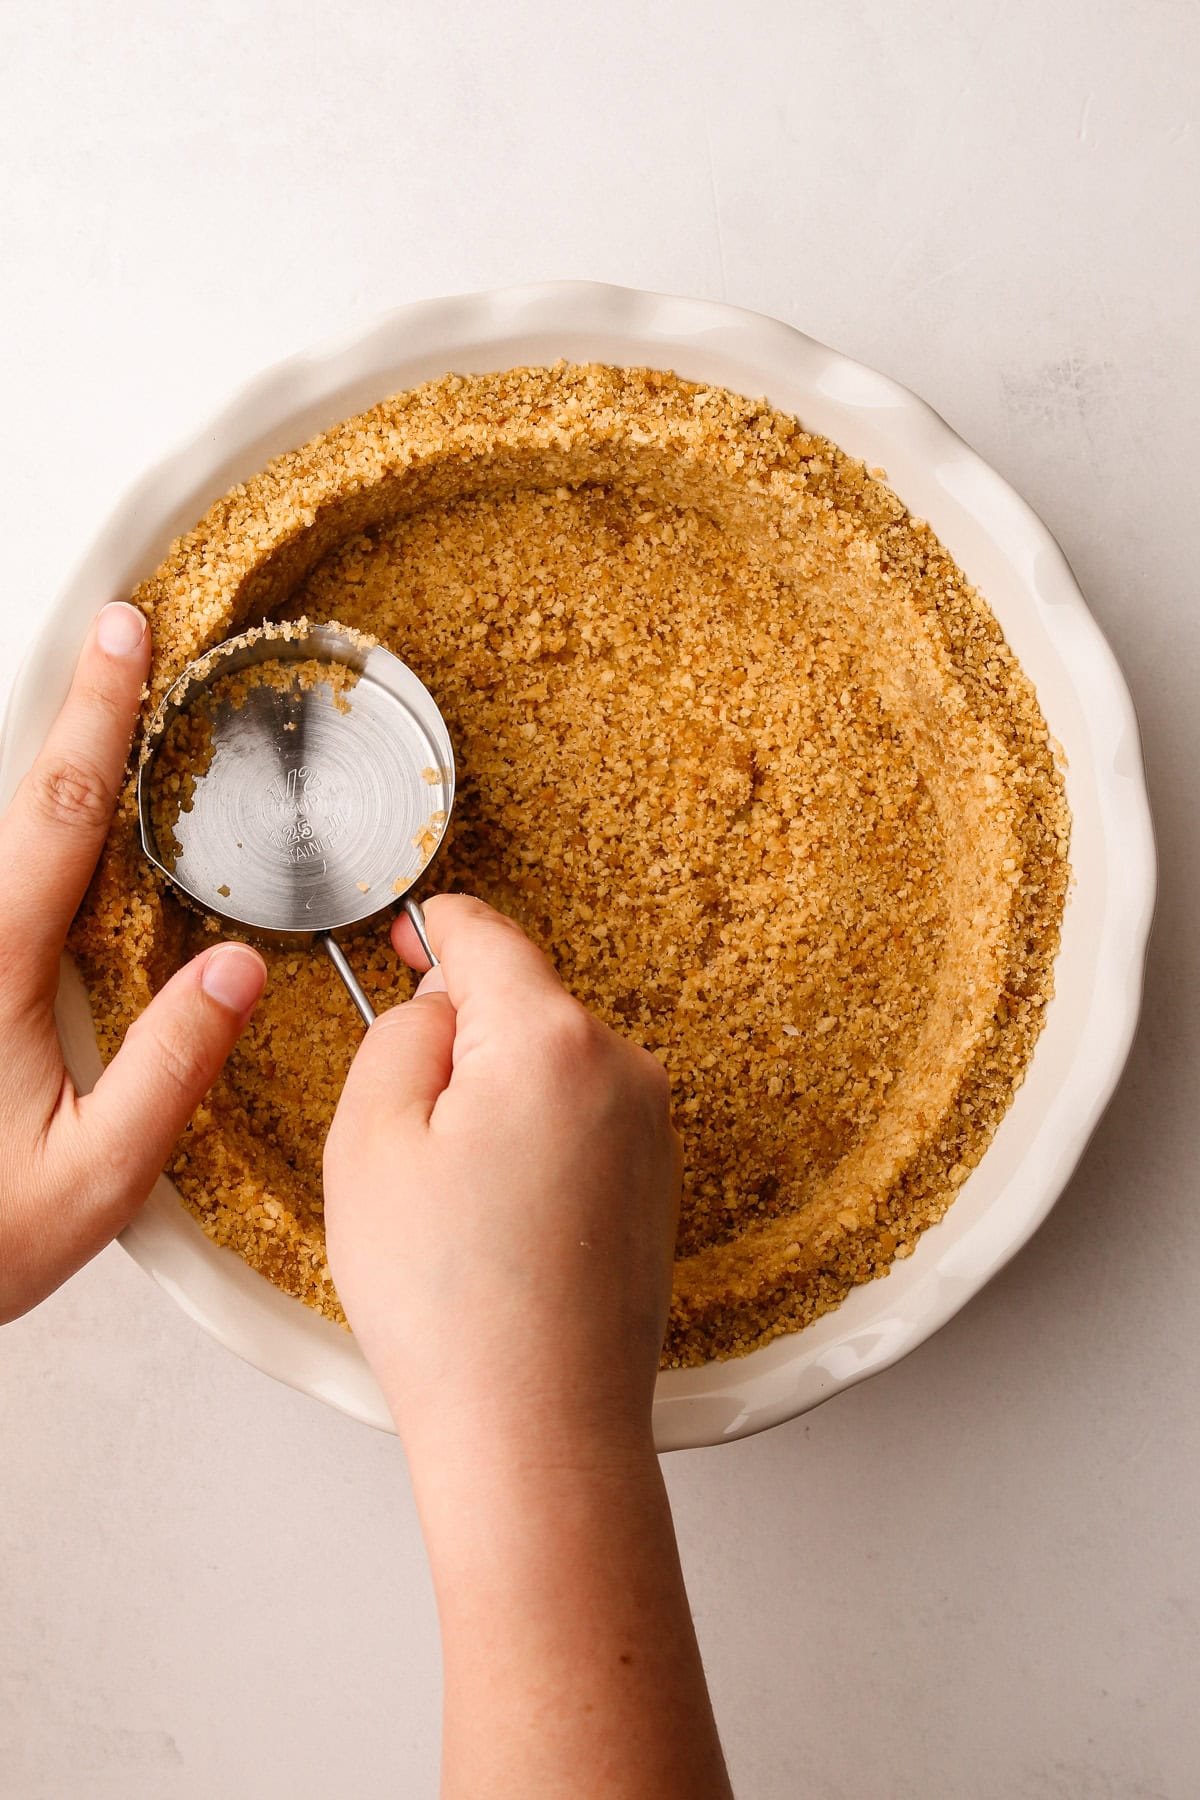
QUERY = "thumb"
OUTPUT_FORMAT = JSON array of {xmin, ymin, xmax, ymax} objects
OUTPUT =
[
  {"xmin": 79, "ymin": 942, "xmax": 266, "ymax": 1218},
  {"xmin": 334, "ymin": 971, "xmax": 457, "ymax": 1144}
]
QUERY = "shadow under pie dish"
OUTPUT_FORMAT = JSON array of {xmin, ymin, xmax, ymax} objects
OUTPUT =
[
  {"xmin": 0, "ymin": 287, "xmax": 1151, "ymax": 1445},
  {"xmin": 70, "ymin": 360, "xmax": 1069, "ymax": 1366}
]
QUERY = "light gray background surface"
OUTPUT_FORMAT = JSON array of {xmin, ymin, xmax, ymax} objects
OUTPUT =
[{"xmin": 1, "ymin": 3, "xmax": 1196, "ymax": 1796}]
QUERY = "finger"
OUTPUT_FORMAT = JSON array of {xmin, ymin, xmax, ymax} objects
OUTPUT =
[
  {"xmin": 334, "ymin": 986, "xmax": 458, "ymax": 1144},
  {"xmin": 0, "ymin": 602, "xmax": 150, "ymax": 1008},
  {"xmin": 73, "ymin": 942, "xmax": 266, "ymax": 1215},
  {"xmin": 388, "ymin": 893, "xmax": 566, "ymax": 1022}
]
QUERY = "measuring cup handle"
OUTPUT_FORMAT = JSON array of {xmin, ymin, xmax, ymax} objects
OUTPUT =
[
  {"xmin": 320, "ymin": 934, "xmax": 376, "ymax": 1027},
  {"xmin": 403, "ymin": 896, "xmax": 439, "ymax": 971},
  {"xmin": 321, "ymin": 901, "xmax": 434, "ymax": 1029}
]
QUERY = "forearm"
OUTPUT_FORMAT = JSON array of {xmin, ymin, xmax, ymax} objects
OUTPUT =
[{"xmin": 410, "ymin": 1432, "xmax": 731, "ymax": 1800}]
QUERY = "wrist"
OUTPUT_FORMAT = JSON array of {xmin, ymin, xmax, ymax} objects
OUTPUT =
[
  {"xmin": 409, "ymin": 1428, "xmax": 668, "ymax": 1613},
  {"xmin": 386, "ymin": 1365, "xmax": 661, "ymax": 1561},
  {"xmin": 397, "ymin": 1387, "xmax": 658, "ymax": 1495},
  {"xmin": 375, "ymin": 1353, "xmax": 658, "ymax": 1484}
]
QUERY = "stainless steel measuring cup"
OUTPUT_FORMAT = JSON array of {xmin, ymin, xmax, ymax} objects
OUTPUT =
[{"xmin": 136, "ymin": 620, "xmax": 455, "ymax": 1026}]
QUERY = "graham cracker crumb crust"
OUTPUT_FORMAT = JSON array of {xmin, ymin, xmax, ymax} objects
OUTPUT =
[{"xmin": 70, "ymin": 363, "xmax": 1070, "ymax": 1367}]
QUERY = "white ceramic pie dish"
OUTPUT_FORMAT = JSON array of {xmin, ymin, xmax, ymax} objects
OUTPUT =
[{"xmin": 0, "ymin": 283, "xmax": 1155, "ymax": 1449}]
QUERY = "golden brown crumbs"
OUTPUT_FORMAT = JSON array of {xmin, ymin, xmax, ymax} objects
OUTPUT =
[
  {"xmin": 144, "ymin": 704, "xmax": 215, "ymax": 869},
  {"xmin": 70, "ymin": 363, "xmax": 1070, "ymax": 1367},
  {"xmin": 213, "ymin": 651, "xmax": 361, "ymax": 714},
  {"xmin": 143, "ymin": 641, "xmax": 362, "ymax": 870}
]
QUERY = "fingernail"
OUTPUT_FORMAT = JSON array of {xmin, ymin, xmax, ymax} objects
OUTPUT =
[
  {"xmin": 201, "ymin": 943, "xmax": 267, "ymax": 1020},
  {"xmin": 97, "ymin": 601, "xmax": 148, "ymax": 657},
  {"xmin": 415, "ymin": 965, "xmax": 448, "ymax": 996}
]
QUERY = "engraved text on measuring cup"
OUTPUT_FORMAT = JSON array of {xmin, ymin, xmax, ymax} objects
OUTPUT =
[{"xmin": 265, "ymin": 766, "xmax": 346, "ymax": 862}]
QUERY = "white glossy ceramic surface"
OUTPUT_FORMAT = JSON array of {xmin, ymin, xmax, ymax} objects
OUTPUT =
[{"xmin": 0, "ymin": 283, "xmax": 1155, "ymax": 1450}]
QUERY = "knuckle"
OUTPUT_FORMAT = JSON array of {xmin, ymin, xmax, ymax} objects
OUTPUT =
[
  {"xmin": 432, "ymin": 892, "xmax": 525, "ymax": 939},
  {"xmin": 541, "ymin": 998, "xmax": 601, "ymax": 1065},
  {"xmin": 367, "ymin": 1003, "xmax": 411, "ymax": 1036},
  {"xmin": 638, "ymin": 1047, "xmax": 673, "ymax": 1105},
  {"xmin": 78, "ymin": 678, "xmax": 125, "ymax": 725},
  {"xmin": 363, "ymin": 1004, "xmax": 422, "ymax": 1055},
  {"xmin": 145, "ymin": 1021, "xmax": 210, "ymax": 1098},
  {"xmin": 428, "ymin": 892, "xmax": 487, "ymax": 927},
  {"xmin": 460, "ymin": 893, "xmax": 523, "ymax": 938},
  {"xmin": 28, "ymin": 756, "xmax": 115, "ymax": 832}
]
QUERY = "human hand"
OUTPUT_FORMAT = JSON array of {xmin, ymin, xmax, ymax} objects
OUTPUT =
[
  {"xmin": 324, "ymin": 899, "xmax": 731, "ymax": 1800},
  {"xmin": 0, "ymin": 603, "xmax": 267, "ymax": 1324},
  {"xmin": 323, "ymin": 893, "xmax": 682, "ymax": 1467}
]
